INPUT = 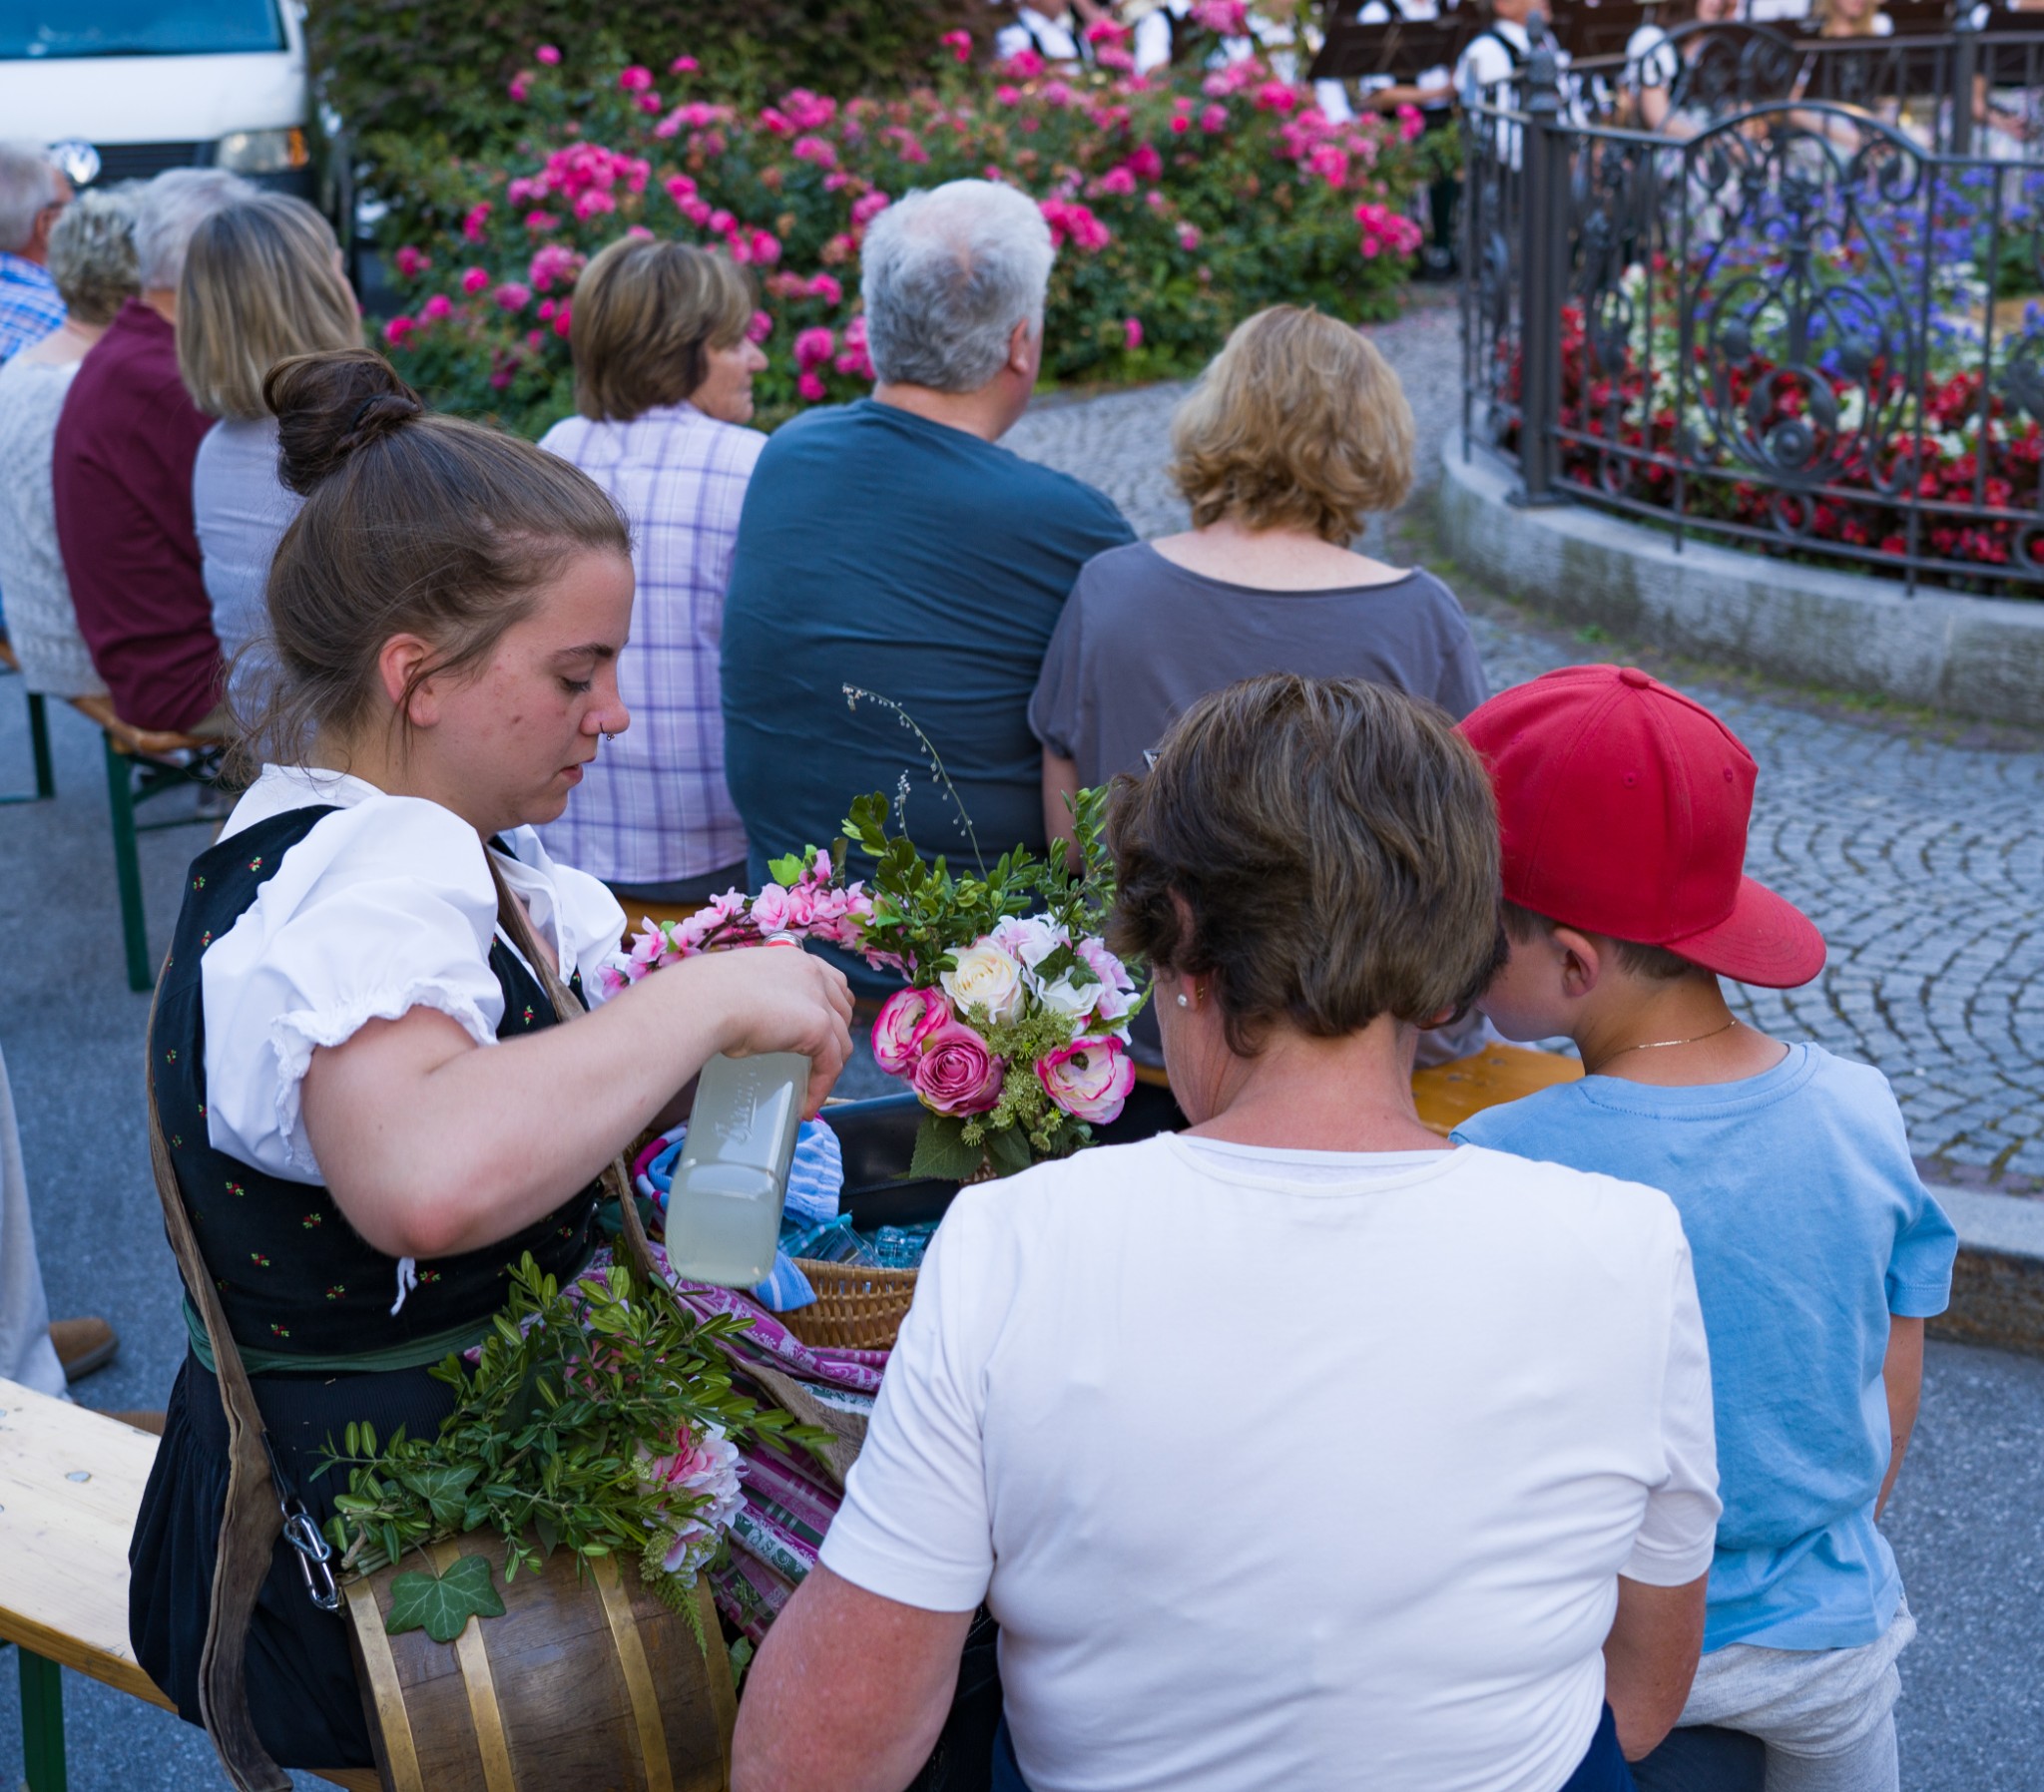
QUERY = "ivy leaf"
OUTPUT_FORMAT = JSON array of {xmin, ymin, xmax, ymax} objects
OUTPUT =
[
  {"xmin": 393, "ymin": 1463, "xmax": 479, "ymax": 1531},
  {"xmin": 385, "ymin": 1554, "xmax": 506, "ymax": 1643},
  {"xmin": 908, "ymin": 1113, "xmax": 985, "ymax": 1182}
]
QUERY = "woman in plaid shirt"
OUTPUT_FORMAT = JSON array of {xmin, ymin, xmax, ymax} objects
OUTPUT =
[{"xmin": 536, "ymin": 237, "xmax": 768, "ymax": 905}]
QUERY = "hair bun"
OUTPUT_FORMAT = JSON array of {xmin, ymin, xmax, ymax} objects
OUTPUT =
[{"xmin": 265, "ymin": 347, "xmax": 425, "ymax": 495}]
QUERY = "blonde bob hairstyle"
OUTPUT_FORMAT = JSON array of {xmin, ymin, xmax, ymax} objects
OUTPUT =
[
  {"xmin": 571, "ymin": 236, "xmax": 756, "ymax": 423},
  {"xmin": 176, "ymin": 194, "xmax": 360, "ymax": 421},
  {"xmin": 1168, "ymin": 305, "xmax": 1416, "ymax": 543}
]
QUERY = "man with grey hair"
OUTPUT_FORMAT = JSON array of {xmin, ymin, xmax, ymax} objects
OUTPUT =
[
  {"xmin": 723, "ymin": 180, "xmax": 1132, "ymax": 981},
  {"xmin": 0, "ymin": 140, "xmax": 70, "ymax": 363},
  {"xmin": 51, "ymin": 167, "xmax": 252, "ymax": 732}
]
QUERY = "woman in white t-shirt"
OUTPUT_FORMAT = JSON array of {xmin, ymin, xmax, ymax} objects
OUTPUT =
[{"xmin": 734, "ymin": 673, "xmax": 1722, "ymax": 1792}]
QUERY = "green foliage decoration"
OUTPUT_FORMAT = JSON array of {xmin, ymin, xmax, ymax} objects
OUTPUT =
[{"xmin": 318, "ymin": 1254, "xmax": 829, "ymax": 1624}]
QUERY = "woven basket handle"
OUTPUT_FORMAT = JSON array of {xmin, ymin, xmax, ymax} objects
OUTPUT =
[{"xmin": 486, "ymin": 857, "xmax": 665, "ymax": 1299}]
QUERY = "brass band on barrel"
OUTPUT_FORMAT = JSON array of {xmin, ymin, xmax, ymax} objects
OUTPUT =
[
  {"xmin": 432, "ymin": 1541, "xmax": 519, "ymax": 1792},
  {"xmin": 592, "ymin": 1553, "xmax": 675, "ymax": 1792},
  {"xmin": 345, "ymin": 1577, "xmax": 424, "ymax": 1792}
]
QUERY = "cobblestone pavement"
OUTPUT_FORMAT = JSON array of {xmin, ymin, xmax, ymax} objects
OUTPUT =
[{"xmin": 1007, "ymin": 296, "xmax": 2044, "ymax": 1191}]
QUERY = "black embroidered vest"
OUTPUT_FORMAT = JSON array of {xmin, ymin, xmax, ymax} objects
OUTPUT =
[{"xmin": 150, "ymin": 807, "xmax": 601, "ymax": 1360}]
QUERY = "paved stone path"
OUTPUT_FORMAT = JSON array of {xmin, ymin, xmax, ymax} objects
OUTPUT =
[{"xmin": 1008, "ymin": 299, "xmax": 2044, "ymax": 1191}]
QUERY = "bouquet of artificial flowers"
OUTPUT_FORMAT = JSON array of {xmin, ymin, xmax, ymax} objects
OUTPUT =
[{"xmin": 609, "ymin": 787, "xmax": 1146, "ymax": 1180}]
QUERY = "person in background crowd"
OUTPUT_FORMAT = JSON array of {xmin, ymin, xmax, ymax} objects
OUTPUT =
[
  {"xmin": 735, "ymin": 674, "xmax": 1720, "ymax": 1792},
  {"xmin": 51, "ymin": 167, "xmax": 251, "ymax": 734},
  {"xmin": 180, "ymin": 194, "xmax": 362, "ymax": 712},
  {"xmin": 0, "ymin": 188, "xmax": 137, "ymax": 701},
  {"xmin": 722, "ymin": 179, "xmax": 1133, "ymax": 988},
  {"xmin": 0, "ymin": 140, "xmax": 70, "ymax": 365},
  {"xmin": 1453, "ymin": 668, "xmax": 1955, "ymax": 1792},
  {"xmin": 536, "ymin": 237, "xmax": 766, "ymax": 908},
  {"xmin": 1627, "ymin": 0, "xmax": 1745, "ymax": 137},
  {"xmin": 1031, "ymin": 304, "xmax": 1489, "ymax": 1066}
]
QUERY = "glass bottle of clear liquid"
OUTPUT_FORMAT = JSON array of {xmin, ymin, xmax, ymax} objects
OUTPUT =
[{"xmin": 663, "ymin": 1052, "xmax": 808, "ymax": 1287}]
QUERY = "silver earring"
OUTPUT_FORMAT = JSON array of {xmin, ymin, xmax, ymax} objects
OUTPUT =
[
  {"xmin": 603, "ymin": 732, "xmax": 617, "ymax": 745},
  {"xmin": 1176, "ymin": 993, "xmax": 1190, "ymax": 1008}
]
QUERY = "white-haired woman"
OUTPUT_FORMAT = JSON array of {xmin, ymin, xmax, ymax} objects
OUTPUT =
[{"xmin": 0, "ymin": 188, "xmax": 139, "ymax": 697}]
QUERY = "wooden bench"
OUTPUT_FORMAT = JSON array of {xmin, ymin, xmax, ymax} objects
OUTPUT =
[
  {"xmin": 0, "ymin": 1377, "xmax": 372, "ymax": 1792},
  {"xmin": 1134, "ymin": 1041, "xmax": 1582, "ymax": 1129}
]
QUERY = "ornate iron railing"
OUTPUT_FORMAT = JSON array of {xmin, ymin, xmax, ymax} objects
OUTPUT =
[{"xmin": 1461, "ymin": 20, "xmax": 2044, "ymax": 592}]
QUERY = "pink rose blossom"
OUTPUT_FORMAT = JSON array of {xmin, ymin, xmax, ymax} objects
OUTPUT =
[
  {"xmin": 618, "ymin": 64, "xmax": 655, "ymax": 92},
  {"xmin": 508, "ymin": 75, "xmax": 530, "ymax": 102},
  {"xmin": 494, "ymin": 281, "xmax": 532, "ymax": 311},
  {"xmin": 871, "ymin": 987, "xmax": 951, "ymax": 1075},
  {"xmin": 461, "ymin": 265, "xmax": 490, "ymax": 295},
  {"xmin": 1200, "ymin": 103, "xmax": 1230, "ymax": 133},
  {"xmin": 671, "ymin": 53, "xmax": 699, "ymax": 73},
  {"xmin": 392, "ymin": 244, "xmax": 429, "ymax": 279},
  {"xmin": 382, "ymin": 315, "xmax": 416, "ymax": 345},
  {"xmin": 792, "ymin": 134, "xmax": 837, "ymax": 168},
  {"xmin": 807, "ymin": 271, "xmax": 843, "ymax": 305},
  {"xmin": 793, "ymin": 325, "xmax": 836, "ymax": 369},
  {"xmin": 1177, "ymin": 222, "xmax": 1203, "ymax": 249},
  {"xmin": 1038, "ymin": 1036, "xmax": 1135, "ymax": 1123},
  {"xmin": 1002, "ymin": 46, "xmax": 1046, "ymax": 77},
  {"xmin": 535, "ymin": 43, "xmax": 561, "ymax": 64},
  {"xmin": 748, "ymin": 310, "xmax": 774, "ymax": 343},
  {"xmin": 639, "ymin": 92, "xmax": 665, "ymax": 114},
  {"xmin": 552, "ymin": 304, "xmax": 573, "ymax": 338},
  {"xmin": 421, "ymin": 293, "xmax": 452, "ymax": 320},
  {"xmin": 1124, "ymin": 316, "xmax": 1143, "ymax": 351},
  {"xmin": 797, "ymin": 370, "xmax": 827, "ymax": 401},
  {"xmin": 462, "ymin": 204, "xmax": 492, "ymax": 242},
  {"xmin": 911, "ymin": 1022, "xmax": 1006, "ymax": 1117},
  {"xmin": 941, "ymin": 28, "xmax": 973, "ymax": 61},
  {"xmin": 850, "ymin": 191, "xmax": 892, "ymax": 228}
]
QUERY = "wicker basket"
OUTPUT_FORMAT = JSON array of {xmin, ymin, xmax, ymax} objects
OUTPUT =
[{"xmin": 780, "ymin": 1259, "xmax": 920, "ymax": 1350}]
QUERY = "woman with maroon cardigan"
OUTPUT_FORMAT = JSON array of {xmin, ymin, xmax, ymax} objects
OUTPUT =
[{"xmin": 52, "ymin": 168, "xmax": 249, "ymax": 733}]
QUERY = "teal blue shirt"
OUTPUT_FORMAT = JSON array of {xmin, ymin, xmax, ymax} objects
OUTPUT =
[
  {"xmin": 1454, "ymin": 1043, "xmax": 1956, "ymax": 1652},
  {"xmin": 721, "ymin": 399, "xmax": 1133, "ymax": 991}
]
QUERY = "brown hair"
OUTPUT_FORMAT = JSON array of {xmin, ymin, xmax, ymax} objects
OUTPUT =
[
  {"xmin": 1501, "ymin": 901, "xmax": 1707, "ymax": 982},
  {"xmin": 177, "ymin": 194, "xmax": 362, "ymax": 420},
  {"xmin": 1168, "ymin": 305, "xmax": 1415, "ymax": 543},
  {"xmin": 1107, "ymin": 674, "xmax": 1506, "ymax": 1057},
  {"xmin": 571, "ymin": 235, "xmax": 755, "ymax": 422},
  {"xmin": 236, "ymin": 348, "xmax": 630, "ymax": 773}
]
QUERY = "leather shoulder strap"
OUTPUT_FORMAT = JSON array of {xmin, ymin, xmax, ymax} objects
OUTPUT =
[
  {"xmin": 485, "ymin": 855, "xmax": 664, "ymax": 1296},
  {"xmin": 145, "ymin": 968, "xmax": 293, "ymax": 1792}
]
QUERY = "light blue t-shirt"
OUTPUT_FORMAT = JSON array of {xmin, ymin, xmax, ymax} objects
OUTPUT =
[{"xmin": 1453, "ymin": 1043, "xmax": 1956, "ymax": 1652}]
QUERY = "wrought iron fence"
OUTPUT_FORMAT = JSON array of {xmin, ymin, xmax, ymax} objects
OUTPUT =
[{"xmin": 1461, "ymin": 19, "xmax": 2044, "ymax": 592}]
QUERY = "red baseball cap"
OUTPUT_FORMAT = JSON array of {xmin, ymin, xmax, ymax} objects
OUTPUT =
[{"xmin": 1457, "ymin": 665, "xmax": 1825, "ymax": 988}]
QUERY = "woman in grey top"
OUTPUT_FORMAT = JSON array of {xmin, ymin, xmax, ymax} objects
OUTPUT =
[
  {"xmin": 1029, "ymin": 303, "xmax": 1489, "ymax": 1062},
  {"xmin": 179, "ymin": 194, "xmax": 361, "ymax": 708},
  {"xmin": 0, "ymin": 188, "xmax": 138, "ymax": 697}
]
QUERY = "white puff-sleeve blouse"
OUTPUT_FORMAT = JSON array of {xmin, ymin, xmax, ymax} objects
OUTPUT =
[{"xmin": 201, "ymin": 766, "xmax": 628, "ymax": 1183}]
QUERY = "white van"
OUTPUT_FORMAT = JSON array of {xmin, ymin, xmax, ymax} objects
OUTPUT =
[{"xmin": 0, "ymin": 0, "xmax": 315, "ymax": 198}]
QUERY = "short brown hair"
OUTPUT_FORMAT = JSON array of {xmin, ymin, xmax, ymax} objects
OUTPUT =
[
  {"xmin": 235, "ymin": 348, "xmax": 630, "ymax": 773},
  {"xmin": 1168, "ymin": 305, "xmax": 1415, "ymax": 543},
  {"xmin": 571, "ymin": 236, "xmax": 755, "ymax": 422},
  {"xmin": 1107, "ymin": 674, "xmax": 1506, "ymax": 1057},
  {"xmin": 177, "ymin": 194, "xmax": 361, "ymax": 420},
  {"xmin": 1501, "ymin": 901, "xmax": 1707, "ymax": 982}
]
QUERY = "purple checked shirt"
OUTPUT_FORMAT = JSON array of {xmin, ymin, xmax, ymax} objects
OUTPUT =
[{"xmin": 535, "ymin": 400, "xmax": 760, "ymax": 885}]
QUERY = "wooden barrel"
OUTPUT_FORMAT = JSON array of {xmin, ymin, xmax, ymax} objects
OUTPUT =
[{"xmin": 341, "ymin": 1534, "xmax": 735, "ymax": 1792}]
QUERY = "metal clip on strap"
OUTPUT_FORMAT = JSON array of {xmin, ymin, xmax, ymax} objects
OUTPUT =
[{"xmin": 281, "ymin": 1499, "xmax": 340, "ymax": 1612}]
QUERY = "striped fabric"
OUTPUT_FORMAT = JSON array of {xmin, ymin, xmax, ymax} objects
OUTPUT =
[{"xmin": 535, "ymin": 400, "xmax": 760, "ymax": 884}]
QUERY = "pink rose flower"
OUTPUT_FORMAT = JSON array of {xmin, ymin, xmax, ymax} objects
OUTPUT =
[
  {"xmin": 942, "ymin": 28, "xmax": 974, "ymax": 61},
  {"xmin": 750, "ymin": 883, "xmax": 793, "ymax": 935},
  {"xmin": 618, "ymin": 64, "xmax": 655, "ymax": 92},
  {"xmin": 871, "ymin": 986, "xmax": 950, "ymax": 1076},
  {"xmin": 671, "ymin": 54, "xmax": 700, "ymax": 74},
  {"xmin": 461, "ymin": 265, "xmax": 490, "ymax": 294},
  {"xmin": 535, "ymin": 43, "xmax": 561, "ymax": 64},
  {"xmin": 1124, "ymin": 316, "xmax": 1143, "ymax": 351},
  {"xmin": 421, "ymin": 293, "xmax": 451, "ymax": 321},
  {"xmin": 494, "ymin": 281, "xmax": 532, "ymax": 312},
  {"xmin": 1038, "ymin": 1036, "xmax": 1135, "ymax": 1123},
  {"xmin": 797, "ymin": 370, "xmax": 827, "ymax": 402},
  {"xmin": 912, "ymin": 1021, "xmax": 1005, "ymax": 1116}
]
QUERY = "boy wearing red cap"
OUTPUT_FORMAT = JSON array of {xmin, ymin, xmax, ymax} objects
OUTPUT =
[{"xmin": 1452, "ymin": 666, "xmax": 1956, "ymax": 1792}]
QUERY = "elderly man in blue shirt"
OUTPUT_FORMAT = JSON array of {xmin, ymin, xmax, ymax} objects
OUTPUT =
[
  {"xmin": 0, "ymin": 141, "xmax": 70, "ymax": 364},
  {"xmin": 721, "ymin": 179, "xmax": 1134, "ymax": 988}
]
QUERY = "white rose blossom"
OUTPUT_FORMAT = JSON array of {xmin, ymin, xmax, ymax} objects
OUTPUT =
[{"xmin": 941, "ymin": 938, "xmax": 1028, "ymax": 1024}]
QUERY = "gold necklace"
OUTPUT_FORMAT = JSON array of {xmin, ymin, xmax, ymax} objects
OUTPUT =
[{"xmin": 1586, "ymin": 1017, "xmax": 1741, "ymax": 1077}]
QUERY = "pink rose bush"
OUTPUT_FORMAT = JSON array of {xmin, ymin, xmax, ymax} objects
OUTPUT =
[{"xmin": 371, "ymin": 34, "xmax": 1423, "ymax": 433}]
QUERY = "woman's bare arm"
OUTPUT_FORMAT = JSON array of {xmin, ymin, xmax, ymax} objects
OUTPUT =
[
  {"xmin": 1603, "ymin": 1571, "xmax": 1708, "ymax": 1759},
  {"xmin": 1042, "ymin": 748, "xmax": 1082, "ymax": 870},
  {"xmin": 301, "ymin": 947, "xmax": 852, "ymax": 1260}
]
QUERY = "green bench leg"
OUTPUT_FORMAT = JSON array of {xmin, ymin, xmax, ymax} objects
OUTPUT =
[
  {"xmin": 18, "ymin": 1647, "xmax": 67, "ymax": 1792},
  {"xmin": 28, "ymin": 692, "xmax": 53, "ymax": 800},
  {"xmin": 104, "ymin": 733, "xmax": 152, "ymax": 992}
]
